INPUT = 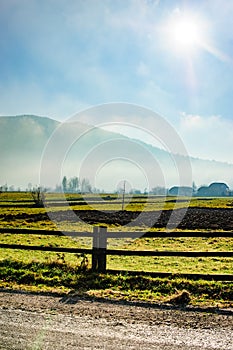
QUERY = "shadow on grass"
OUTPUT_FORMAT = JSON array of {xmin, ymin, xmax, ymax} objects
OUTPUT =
[{"xmin": 0, "ymin": 259, "xmax": 232, "ymax": 315}]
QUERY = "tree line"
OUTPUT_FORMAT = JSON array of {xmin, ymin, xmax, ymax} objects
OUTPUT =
[{"xmin": 60, "ymin": 176, "xmax": 92, "ymax": 193}]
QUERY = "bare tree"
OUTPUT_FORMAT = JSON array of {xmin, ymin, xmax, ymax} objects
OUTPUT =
[
  {"xmin": 68, "ymin": 176, "xmax": 79, "ymax": 193},
  {"xmin": 81, "ymin": 178, "xmax": 92, "ymax": 193},
  {"xmin": 31, "ymin": 186, "xmax": 45, "ymax": 207},
  {"xmin": 62, "ymin": 176, "xmax": 67, "ymax": 192}
]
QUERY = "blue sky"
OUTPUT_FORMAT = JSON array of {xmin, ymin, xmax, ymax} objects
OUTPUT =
[{"xmin": 1, "ymin": 0, "xmax": 233, "ymax": 163}]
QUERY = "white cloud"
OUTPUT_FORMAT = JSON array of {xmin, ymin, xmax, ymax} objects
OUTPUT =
[
  {"xmin": 180, "ymin": 113, "xmax": 221, "ymax": 129},
  {"xmin": 179, "ymin": 112, "xmax": 233, "ymax": 163}
]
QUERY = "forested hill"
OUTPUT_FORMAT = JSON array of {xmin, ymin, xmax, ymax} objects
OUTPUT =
[{"xmin": 1, "ymin": 115, "xmax": 233, "ymax": 190}]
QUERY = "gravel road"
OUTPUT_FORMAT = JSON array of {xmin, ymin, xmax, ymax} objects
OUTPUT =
[{"xmin": 0, "ymin": 290, "xmax": 232, "ymax": 350}]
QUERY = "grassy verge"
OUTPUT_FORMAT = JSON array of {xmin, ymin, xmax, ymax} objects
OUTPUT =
[{"xmin": 0, "ymin": 256, "xmax": 232, "ymax": 308}]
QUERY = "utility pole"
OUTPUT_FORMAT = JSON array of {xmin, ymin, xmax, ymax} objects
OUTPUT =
[{"xmin": 122, "ymin": 180, "xmax": 126, "ymax": 211}]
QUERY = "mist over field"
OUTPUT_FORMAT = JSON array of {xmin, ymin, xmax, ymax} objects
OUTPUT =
[{"xmin": 1, "ymin": 115, "xmax": 233, "ymax": 192}]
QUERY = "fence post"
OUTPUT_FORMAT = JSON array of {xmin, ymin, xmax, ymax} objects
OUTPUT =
[
  {"xmin": 92, "ymin": 226, "xmax": 99, "ymax": 272},
  {"xmin": 91, "ymin": 226, "xmax": 107, "ymax": 273},
  {"xmin": 98, "ymin": 226, "xmax": 107, "ymax": 273}
]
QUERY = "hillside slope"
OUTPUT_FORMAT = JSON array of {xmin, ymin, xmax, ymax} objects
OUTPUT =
[{"xmin": 1, "ymin": 115, "xmax": 232, "ymax": 190}]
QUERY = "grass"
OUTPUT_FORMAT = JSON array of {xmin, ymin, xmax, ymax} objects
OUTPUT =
[
  {"xmin": 0, "ymin": 257, "xmax": 232, "ymax": 307},
  {"xmin": 110, "ymin": 236, "xmax": 233, "ymax": 274},
  {"xmin": 0, "ymin": 192, "xmax": 233, "ymax": 307},
  {"xmin": 0, "ymin": 234, "xmax": 232, "ymax": 275}
]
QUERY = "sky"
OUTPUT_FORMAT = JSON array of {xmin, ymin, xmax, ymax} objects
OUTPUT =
[{"xmin": 1, "ymin": 0, "xmax": 233, "ymax": 164}]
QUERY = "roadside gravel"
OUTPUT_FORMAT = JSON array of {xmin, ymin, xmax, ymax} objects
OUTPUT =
[{"xmin": 0, "ymin": 290, "xmax": 232, "ymax": 349}]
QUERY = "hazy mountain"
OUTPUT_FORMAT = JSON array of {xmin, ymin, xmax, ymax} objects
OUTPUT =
[{"xmin": 1, "ymin": 115, "xmax": 233, "ymax": 190}]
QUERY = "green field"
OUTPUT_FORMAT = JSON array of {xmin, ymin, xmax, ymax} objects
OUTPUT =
[{"xmin": 0, "ymin": 192, "xmax": 232, "ymax": 307}]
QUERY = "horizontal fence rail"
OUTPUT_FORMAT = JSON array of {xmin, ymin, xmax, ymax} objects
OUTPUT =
[
  {"xmin": 105, "ymin": 249, "xmax": 233, "ymax": 257},
  {"xmin": 1, "ymin": 228, "xmax": 233, "ymax": 237},
  {"xmin": 0, "ymin": 227, "xmax": 233, "ymax": 280},
  {"xmin": 0, "ymin": 243, "xmax": 92, "ymax": 254},
  {"xmin": 0, "ymin": 228, "xmax": 93, "ymax": 237}
]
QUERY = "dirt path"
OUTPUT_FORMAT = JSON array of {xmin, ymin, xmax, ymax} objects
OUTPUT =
[{"xmin": 0, "ymin": 290, "xmax": 232, "ymax": 349}]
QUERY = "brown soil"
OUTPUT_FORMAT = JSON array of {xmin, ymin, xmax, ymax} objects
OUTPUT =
[{"xmin": 1, "ymin": 207, "xmax": 233, "ymax": 230}]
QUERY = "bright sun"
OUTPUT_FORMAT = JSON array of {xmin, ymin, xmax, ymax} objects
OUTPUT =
[
  {"xmin": 172, "ymin": 19, "xmax": 200, "ymax": 47},
  {"xmin": 160, "ymin": 10, "xmax": 229, "ymax": 68},
  {"xmin": 164, "ymin": 10, "xmax": 206, "ymax": 55}
]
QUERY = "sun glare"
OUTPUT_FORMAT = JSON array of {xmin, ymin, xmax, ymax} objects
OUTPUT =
[
  {"xmin": 163, "ymin": 10, "xmax": 206, "ymax": 55},
  {"xmin": 160, "ymin": 9, "xmax": 230, "ymax": 64},
  {"xmin": 173, "ymin": 19, "xmax": 200, "ymax": 47}
]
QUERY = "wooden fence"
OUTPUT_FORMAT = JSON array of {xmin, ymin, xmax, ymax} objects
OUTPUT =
[{"xmin": 0, "ymin": 227, "xmax": 233, "ymax": 280}]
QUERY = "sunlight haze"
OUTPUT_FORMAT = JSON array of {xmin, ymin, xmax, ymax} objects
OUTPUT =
[{"xmin": 1, "ymin": 0, "xmax": 233, "ymax": 175}]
